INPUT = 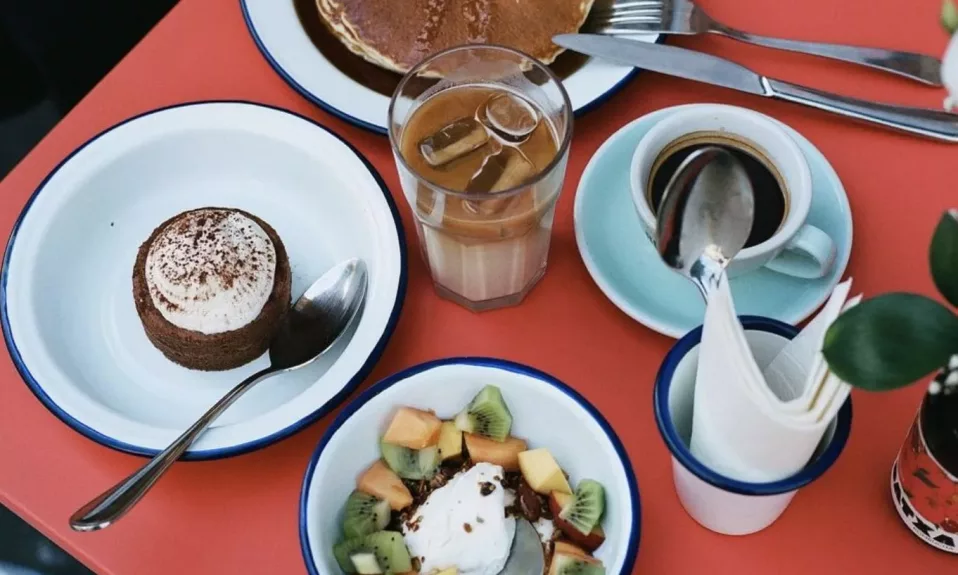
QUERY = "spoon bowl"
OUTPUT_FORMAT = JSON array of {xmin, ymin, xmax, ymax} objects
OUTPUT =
[
  {"xmin": 655, "ymin": 146, "xmax": 755, "ymax": 300},
  {"xmin": 269, "ymin": 259, "xmax": 368, "ymax": 370},
  {"xmin": 500, "ymin": 517, "xmax": 546, "ymax": 574},
  {"xmin": 69, "ymin": 259, "xmax": 368, "ymax": 532}
]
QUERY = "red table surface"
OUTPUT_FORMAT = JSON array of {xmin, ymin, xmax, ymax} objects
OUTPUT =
[{"xmin": 1, "ymin": 0, "xmax": 955, "ymax": 573}]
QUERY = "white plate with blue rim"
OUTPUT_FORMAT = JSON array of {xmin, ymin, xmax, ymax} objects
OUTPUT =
[
  {"xmin": 1, "ymin": 100, "xmax": 407, "ymax": 459},
  {"xmin": 574, "ymin": 104, "xmax": 853, "ymax": 338},
  {"xmin": 240, "ymin": 0, "xmax": 660, "ymax": 134},
  {"xmin": 299, "ymin": 357, "xmax": 641, "ymax": 575}
]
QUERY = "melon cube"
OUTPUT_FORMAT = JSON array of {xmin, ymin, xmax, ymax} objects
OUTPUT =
[
  {"xmin": 382, "ymin": 407, "xmax": 442, "ymax": 449},
  {"xmin": 464, "ymin": 434, "xmax": 527, "ymax": 471},
  {"xmin": 357, "ymin": 460, "xmax": 412, "ymax": 510}
]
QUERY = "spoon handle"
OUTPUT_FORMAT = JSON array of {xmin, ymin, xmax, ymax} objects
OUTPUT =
[{"xmin": 69, "ymin": 367, "xmax": 277, "ymax": 532}]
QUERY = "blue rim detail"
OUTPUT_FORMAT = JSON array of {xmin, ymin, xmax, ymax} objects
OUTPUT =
[
  {"xmin": 299, "ymin": 357, "xmax": 642, "ymax": 575},
  {"xmin": 239, "ymin": 0, "xmax": 662, "ymax": 135},
  {"xmin": 653, "ymin": 316, "xmax": 853, "ymax": 496},
  {"xmin": 0, "ymin": 100, "xmax": 408, "ymax": 461}
]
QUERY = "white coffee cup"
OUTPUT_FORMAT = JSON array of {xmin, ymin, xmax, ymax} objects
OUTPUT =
[{"xmin": 630, "ymin": 104, "xmax": 836, "ymax": 279}]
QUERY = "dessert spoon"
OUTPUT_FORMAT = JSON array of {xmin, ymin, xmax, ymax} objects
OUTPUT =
[
  {"xmin": 69, "ymin": 258, "xmax": 369, "ymax": 532},
  {"xmin": 499, "ymin": 517, "xmax": 546, "ymax": 575},
  {"xmin": 654, "ymin": 146, "xmax": 755, "ymax": 301}
]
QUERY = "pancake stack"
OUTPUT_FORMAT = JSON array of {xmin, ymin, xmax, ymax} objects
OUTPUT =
[{"xmin": 316, "ymin": 0, "xmax": 596, "ymax": 74}]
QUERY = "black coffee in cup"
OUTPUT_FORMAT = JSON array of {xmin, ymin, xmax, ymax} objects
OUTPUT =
[{"xmin": 648, "ymin": 131, "xmax": 788, "ymax": 249}]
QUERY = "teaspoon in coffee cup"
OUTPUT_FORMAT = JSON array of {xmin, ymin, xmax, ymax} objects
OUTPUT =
[
  {"xmin": 655, "ymin": 146, "xmax": 755, "ymax": 301},
  {"xmin": 499, "ymin": 517, "xmax": 545, "ymax": 575},
  {"xmin": 69, "ymin": 258, "xmax": 369, "ymax": 532}
]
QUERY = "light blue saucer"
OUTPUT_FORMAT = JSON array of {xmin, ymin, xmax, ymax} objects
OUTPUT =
[{"xmin": 574, "ymin": 104, "xmax": 853, "ymax": 339}]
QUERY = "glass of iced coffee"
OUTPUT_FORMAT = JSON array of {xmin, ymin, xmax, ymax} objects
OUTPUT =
[{"xmin": 388, "ymin": 45, "xmax": 573, "ymax": 312}]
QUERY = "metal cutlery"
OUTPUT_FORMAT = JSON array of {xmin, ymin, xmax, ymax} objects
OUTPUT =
[
  {"xmin": 655, "ymin": 147, "xmax": 755, "ymax": 301},
  {"xmin": 499, "ymin": 518, "xmax": 546, "ymax": 574},
  {"xmin": 70, "ymin": 259, "xmax": 369, "ymax": 532},
  {"xmin": 552, "ymin": 34, "xmax": 958, "ymax": 143},
  {"xmin": 585, "ymin": 0, "xmax": 942, "ymax": 86}
]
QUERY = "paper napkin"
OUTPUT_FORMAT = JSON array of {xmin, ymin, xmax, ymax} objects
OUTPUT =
[{"xmin": 688, "ymin": 276, "xmax": 858, "ymax": 483}]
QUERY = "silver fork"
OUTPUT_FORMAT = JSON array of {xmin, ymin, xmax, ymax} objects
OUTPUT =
[{"xmin": 585, "ymin": 0, "xmax": 942, "ymax": 86}]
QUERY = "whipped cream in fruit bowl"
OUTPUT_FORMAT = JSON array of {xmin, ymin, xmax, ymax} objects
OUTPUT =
[{"xmin": 300, "ymin": 358, "xmax": 641, "ymax": 575}]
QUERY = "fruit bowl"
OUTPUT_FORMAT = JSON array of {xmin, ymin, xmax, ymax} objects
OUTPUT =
[{"xmin": 299, "ymin": 357, "xmax": 641, "ymax": 574}]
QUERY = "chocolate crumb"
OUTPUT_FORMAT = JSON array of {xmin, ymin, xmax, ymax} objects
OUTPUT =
[
  {"xmin": 463, "ymin": 522, "xmax": 472, "ymax": 533},
  {"xmin": 540, "ymin": 492, "xmax": 554, "ymax": 520},
  {"xmin": 518, "ymin": 480, "xmax": 542, "ymax": 522},
  {"xmin": 479, "ymin": 482, "xmax": 496, "ymax": 496}
]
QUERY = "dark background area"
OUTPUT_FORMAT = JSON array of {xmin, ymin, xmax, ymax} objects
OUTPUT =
[
  {"xmin": 0, "ymin": 0, "xmax": 177, "ymax": 175},
  {"xmin": 0, "ymin": 1, "xmax": 178, "ymax": 572}
]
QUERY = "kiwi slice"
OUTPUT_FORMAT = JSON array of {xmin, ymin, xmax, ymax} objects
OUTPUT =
[
  {"xmin": 333, "ymin": 536, "xmax": 369, "ymax": 573},
  {"xmin": 380, "ymin": 441, "xmax": 440, "ymax": 480},
  {"xmin": 342, "ymin": 491, "xmax": 391, "ymax": 540},
  {"xmin": 417, "ymin": 446, "xmax": 441, "ymax": 477},
  {"xmin": 559, "ymin": 479, "xmax": 605, "ymax": 535},
  {"xmin": 453, "ymin": 385, "xmax": 513, "ymax": 441},
  {"xmin": 363, "ymin": 531, "xmax": 413, "ymax": 574},
  {"xmin": 552, "ymin": 554, "xmax": 606, "ymax": 575},
  {"xmin": 349, "ymin": 552, "xmax": 383, "ymax": 574}
]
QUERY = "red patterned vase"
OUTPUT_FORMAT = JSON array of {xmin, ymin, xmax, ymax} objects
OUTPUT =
[{"xmin": 891, "ymin": 360, "xmax": 958, "ymax": 553}]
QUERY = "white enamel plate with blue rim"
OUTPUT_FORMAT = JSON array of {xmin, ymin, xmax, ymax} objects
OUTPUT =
[
  {"xmin": 299, "ymin": 358, "xmax": 642, "ymax": 575},
  {"xmin": 574, "ymin": 104, "xmax": 853, "ymax": 339},
  {"xmin": 240, "ymin": 0, "xmax": 660, "ymax": 134},
  {"xmin": 1, "ymin": 101, "xmax": 407, "ymax": 459}
]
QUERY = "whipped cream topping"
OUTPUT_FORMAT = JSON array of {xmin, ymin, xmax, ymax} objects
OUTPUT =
[
  {"xmin": 534, "ymin": 517, "xmax": 555, "ymax": 544},
  {"xmin": 402, "ymin": 463, "xmax": 515, "ymax": 575},
  {"xmin": 145, "ymin": 209, "xmax": 277, "ymax": 334}
]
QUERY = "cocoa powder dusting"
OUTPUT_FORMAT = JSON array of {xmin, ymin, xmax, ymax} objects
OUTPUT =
[{"xmin": 147, "ymin": 209, "xmax": 275, "ymax": 297}]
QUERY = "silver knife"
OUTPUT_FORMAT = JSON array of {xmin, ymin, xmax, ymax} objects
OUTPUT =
[{"xmin": 553, "ymin": 34, "xmax": 958, "ymax": 143}]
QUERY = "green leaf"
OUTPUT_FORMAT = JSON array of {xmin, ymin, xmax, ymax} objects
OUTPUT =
[
  {"xmin": 822, "ymin": 293, "xmax": 958, "ymax": 391},
  {"xmin": 944, "ymin": 0, "xmax": 958, "ymax": 34},
  {"xmin": 931, "ymin": 209, "xmax": 958, "ymax": 307}
]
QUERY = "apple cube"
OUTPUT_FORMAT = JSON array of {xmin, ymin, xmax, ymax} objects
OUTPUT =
[
  {"xmin": 437, "ymin": 421, "xmax": 463, "ymax": 462},
  {"xmin": 555, "ymin": 522, "xmax": 606, "ymax": 553},
  {"xmin": 350, "ymin": 552, "xmax": 383, "ymax": 574},
  {"xmin": 553, "ymin": 541, "xmax": 589, "ymax": 559},
  {"xmin": 357, "ymin": 460, "xmax": 412, "ymax": 511},
  {"xmin": 517, "ymin": 448, "xmax": 572, "ymax": 495},
  {"xmin": 382, "ymin": 407, "xmax": 443, "ymax": 449},
  {"xmin": 549, "ymin": 552, "xmax": 603, "ymax": 575},
  {"xmin": 548, "ymin": 490, "xmax": 575, "ymax": 517},
  {"xmin": 464, "ymin": 434, "xmax": 527, "ymax": 471},
  {"xmin": 549, "ymin": 490, "xmax": 605, "ymax": 551}
]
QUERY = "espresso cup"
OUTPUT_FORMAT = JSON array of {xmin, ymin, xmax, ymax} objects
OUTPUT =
[{"xmin": 630, "ymin": 104, "xmax": 836, "ymax": 279}]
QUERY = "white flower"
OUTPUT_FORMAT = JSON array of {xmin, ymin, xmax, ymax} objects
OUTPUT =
[{"xmin": 944, "ymin": 33, "xmax": 958, "ymax": 111}]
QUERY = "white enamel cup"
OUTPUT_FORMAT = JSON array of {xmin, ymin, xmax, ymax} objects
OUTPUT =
[
  {"xmin": 653, "ymin": 316, "xmax": 853, "ymax": 535},
  {"xmin": 631, "ymin": 104, "xmax": 836, "ymax": 279}
]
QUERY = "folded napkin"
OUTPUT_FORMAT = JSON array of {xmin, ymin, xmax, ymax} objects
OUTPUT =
[{"xmin": 688, "ymin": 277, "xmax": 859, "ymax": 483}]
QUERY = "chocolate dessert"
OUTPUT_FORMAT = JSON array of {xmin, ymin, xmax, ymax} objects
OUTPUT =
[
  {"xmin": 316, "ymin": 0, "xmax": 596, "ymax": 74},
  {"xmin": 132, "ymin": 208, "xmax": 292, "ymax": 371}
]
